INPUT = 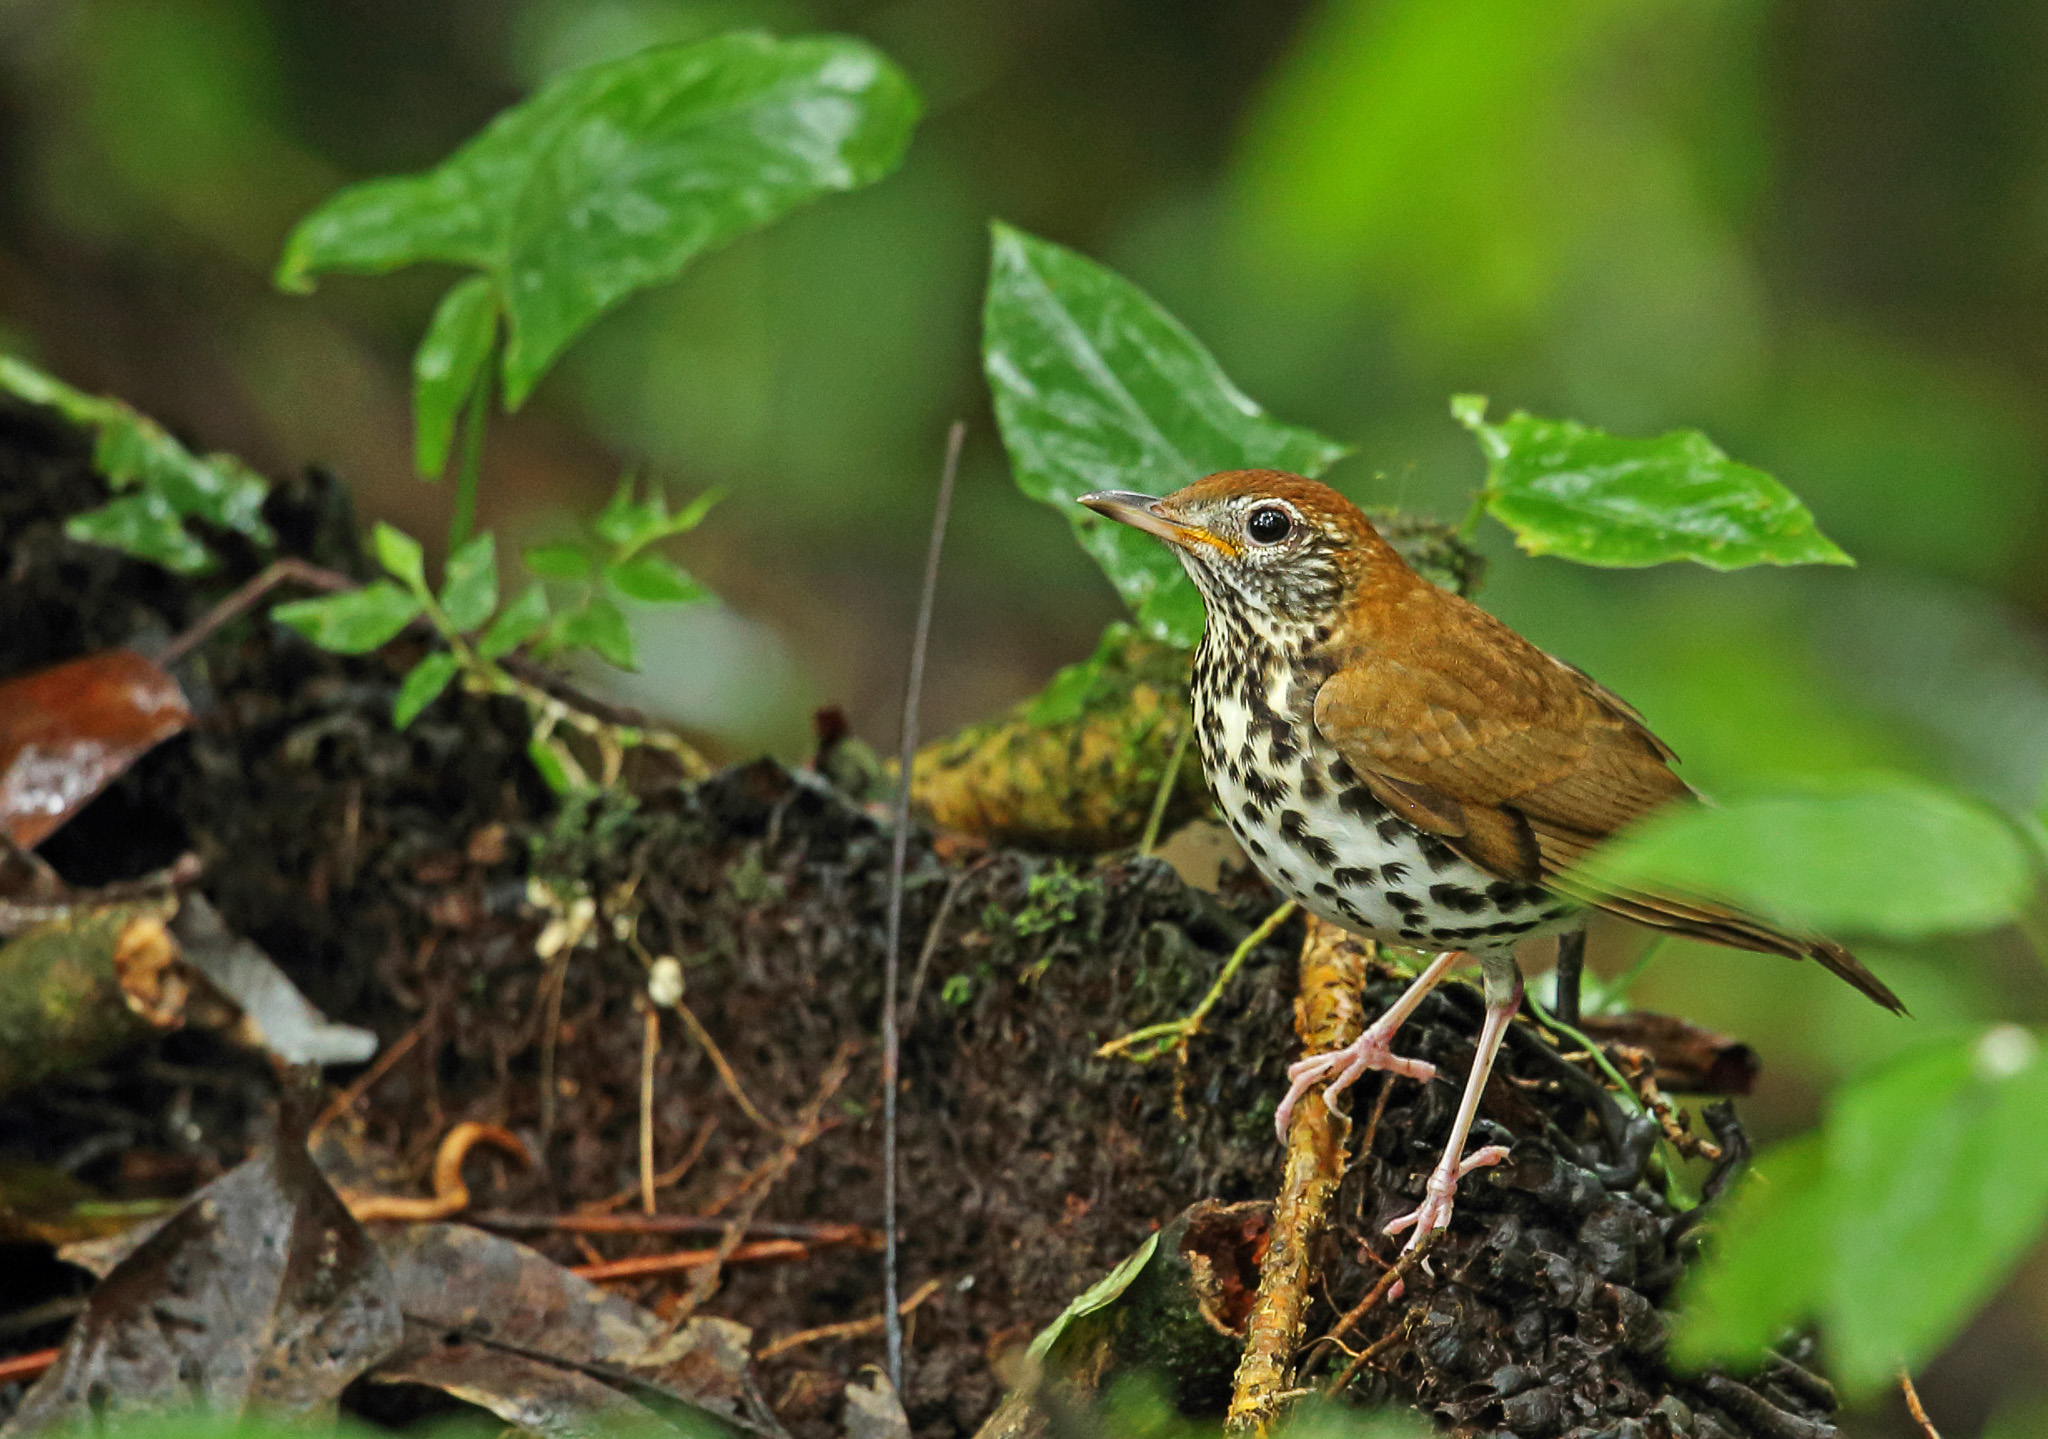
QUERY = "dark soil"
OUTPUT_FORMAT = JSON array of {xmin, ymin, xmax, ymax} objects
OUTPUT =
[{"xmin": 0, "ymin": 401, "xmax": 1837, "ymax": 1439}]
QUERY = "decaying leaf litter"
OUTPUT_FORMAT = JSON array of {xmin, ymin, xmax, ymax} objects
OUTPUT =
[{"xmin": 0, "ymin": 396, "xmax": 1841, "ymax": 1437}]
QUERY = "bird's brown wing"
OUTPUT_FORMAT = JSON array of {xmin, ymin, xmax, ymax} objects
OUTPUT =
[{"xmin": 1311, "ymin": 601, "xmax": 1903, "ymax": 1011}]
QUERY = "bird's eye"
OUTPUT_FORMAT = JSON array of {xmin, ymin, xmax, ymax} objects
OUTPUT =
[{"xmin": 1245, "ymin": 505, "xmax": 1293, "ymax": 545}]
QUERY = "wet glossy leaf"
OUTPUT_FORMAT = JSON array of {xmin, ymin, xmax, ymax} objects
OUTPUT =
[
  {"xmin": 439, "ymin": 532, "xmax": 499, "ymax": 631},
  {"xmin": 1577, "ymin": 774, "xmax": 2032, "ymax": 941},
  {"xmin": 524, "ymin": 541, "xmax": 593, "ymax": 580},
  {"xmin": 392, "ymin": 652, "xmax": 461, "ymax": 729},
  {"xmin": 412, "ymin": 274, "xmax": 498, "ymax": 478},
  {"xmin": 984, "ymin": 224, "xmax": 1349, "ymax": 647},
  {"xmin": 478, "ymin": 582, "xmax": 550, "ymax": 660},
  {"xmin": 1826, "ymin": 1026, "xmax": 2048, "ymax": 1394},
  {"xmin": 605, "ymin": 553, "xmax": 705, "ymax": 605},
  {"xmin": 557, "ymin": 593, "xmax": 636, "ymax": 670},
  {"xmin": 3, "ymin": 356, "xmax": 273, "ymax": 570},
  {"xmin": 279, "ymin": 34, "xmax": 921, "ymax": 405},
  {"xmin": 0, "ymin": 650, "xmax": 191, "ymax": 850},
  {"xmin": 64, "ymin": 493, "xmax": 211, "ymax": 575},
  {"xmin": 1455, "ymin": 395, "xmax": 1852, "ymax": 569},
  {"xmin": 274, "ymin": 582, "xmax": 422, "ymax": 654},
  {"xmin": 372, "ymin": 522, "xmax": 426, "ymax": 590}
]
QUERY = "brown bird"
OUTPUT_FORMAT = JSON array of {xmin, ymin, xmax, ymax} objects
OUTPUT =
[{"xmin": 1081, "ymin": 472, "xmax": 1900, "ymax": 1247}]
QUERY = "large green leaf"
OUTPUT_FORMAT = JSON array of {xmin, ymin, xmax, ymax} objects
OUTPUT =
[
  {"xmin": 1575, "ymin": 774, "xmax": 2032, "ymax": 941},
  {"xmin": 1454, "ymin": 396, "xmax": 1852, "ymax": 570},
  {"xmin": 0, "ymin": 356, "xmax": 274, "ymax": 572},
  {"xmin": 279, "ymin": 34, "xmax": 921, "ymax": 406},
  {"xmin": 983, "ymin": 224, "xmax": 1351, "ymax": 647},
  {"xmin": 273, "ymin": 582, "xmax": 423, "ymax": 654},
  {"xmin": 1668, "ymin": 1132, "xmax": 1829, "ymax": 1371},
  {"xmin": 1826, "ymin": 1026, "xmax": 2048, "ymax": 1394}
]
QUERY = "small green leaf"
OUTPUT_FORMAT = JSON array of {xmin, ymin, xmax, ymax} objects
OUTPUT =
[
  {"xmin": 478, "ymin": 583, "xmax": 550, "ymax": 660},
  {"xmin": 393, "ymin": 651, "xmax": 461, "ymax": 729},
  {"xmin": 526, "ymin": 733, "xmax": 582, "ymax": 796},
  {"xmin": 1455, "ymin": 396, "xmax": 1853, "ymax": 569},
  {"xmin": 666, "ymin": 487, "xmax": 721, "ymax": 536},
  {"xmin": 1576, "ymin": 774, "xmax": 2033, "ymax": 941},
  {"xmin": 278, "ymin": 35, "xmax": 922, "ymax": 407},
  {"xmin": 604, "ymin": 552, "xmax": 705, "ymax": 605},
  {"xmin": 524, "ymin": 542, "xmax": 593, "ymax": 580},
  {"xmin": 273, "ymin": 581, "xmax": 423, "ymax": 654},
  {"xmin": 440, "ymin": 532, "xmax": 499, "ymax": 632},
  {"xmin": 1025, "ymin": 1230, "xmax": 1161, "ymax": 1364},
  {"xmin": 595, "ymin": 476, "xmax": 663, "ymax": 549},
  {"xmin": 1, "ymin": 355, "xmax": 274, "ymax": 565},
  {"xmin": 65, "ymin": 494, "xmax": 212, "ymax": 574},
  {"xmin": 373, "ymin": 523, "xmax": 427, "ymax": 590},
  {"xmin": 983, "ymin": 224, "xmax": 1349, "ymax": 647},
  {"xmin": 1670, "ymin": 1132, "xmax": 1830, "ymax": 1369},
  {"xmin": 1826, "ymin": 1026, "xmax": 2048, "ymax": 1394},
  {"xmin": 413, "ymin": 275, "xmax": 498, "ymax": 478},
  {"xmin": 558, "ymin": 592, "xmax": 636, "ymax": 669}
]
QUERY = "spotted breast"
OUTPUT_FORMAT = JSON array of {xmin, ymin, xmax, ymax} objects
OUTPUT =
[{"xmin": 1192, "ymin": 601, "xmax": 1578, "ymax": 957}]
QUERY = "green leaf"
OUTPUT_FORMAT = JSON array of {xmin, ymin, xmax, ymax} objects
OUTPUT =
[
  {"xmin": 983, "ymin": 224, "xmax": 1350, "ymax": 647},
  {"xmin": 478, "ymin": 582, "xmax": 550, "ymax": 660},
  {"xmin": 278, "ymin": 34, "xmax": 922, "ymax": 406},
  {"xmin": 373, "ymin": 522, "xmax": 427, "ymax": 591},
  {"xmin": 440, "ymin": 532, "xmax": 499, "ymax": 632},
  {"xmin": 1576, "ymin": 774, "xmax": 2033, "ymax": 942},
  {"xmin": 604, "ymin": 553, "xmax": 706, "ymax": 605},
  {"xmin": 526, "ymin": 733, "xmax": 582, "ymax": 796},
  {"xmin": 557, "ymin": 592, "xmax": 636, "ymax": 669},
  {"xmin": 524, "ymin": 541, "xmax": 593, "ymax": 580},
  {"xmin": 1454, "ymin": 395, "xmax": 1853, "ymax": 570},
  {"xmin": 392, "ymin": 651, "xmax": 461, "ymax": 729},
  {"xmin": 64, "ymin": 493, "xmax": 211, "ymax": 575},
  {"xmin": 1, "ymin": 355, "xmax": 274, "ymax": 568},
  {"xmin": 273, "ymin": 582, "xmax": 423, "ymax": 654},
  {"xmin": 1826, "ymin": 1026, "xmax": 2048, "ymax": 1394},
  {"xmin": 1026, "ymin": 1230, "xmax": 1162, "ymax": 1365},
  {"xmin": 1670, "ymin": 1132, "xmax": 1830, "ymax": 1370},
  {"xmin": 413, "ymin": 275, "xmax": 498, "ymax": 478},
  {"xmin": 594, "ymin": 476, "xmax": 666, "ymax": 550}
]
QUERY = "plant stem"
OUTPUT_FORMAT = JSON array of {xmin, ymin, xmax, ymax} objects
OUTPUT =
[
  {"xmin": 449, "ymin": 362, "xmax": 490, "ymax": 549},
  {"xmin": 1136, "ymin": 712, "xmax": 1193, "ymax": 858}
]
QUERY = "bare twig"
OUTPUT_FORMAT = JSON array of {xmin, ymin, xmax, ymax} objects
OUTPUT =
[
  {"xmin": 580, "ymin": 1117, "xmax": 717, "ymax": 1216},
  {"xmin": 902, "ymin": 863, "xmax": 978, "ymax": 1026},
  {"xmin": 756, "ymin": 1277, "xmax": 946, "ymax": 1361},
  {"xmin": 0, "ymin": 1348, "xmax": 59, "ymax": 1386},
  {"xmin": 674, "ymin": 1040, "xmax": 858, "ymax": 1320},
  {"xmin": 155, "ymin": 558, "xmax": 355, "ymax": 668},
  {"xmin": 639, "ymin": 1001, "xmax": 661, "ymax": 1214},
  {"xmin": 572, "ymin": 1238, "xmax": 814, "ymax": 1283},
  {"xmin": 1322, "ymin": 1235, "xmax": 1441, "ymax": 1396},
  {"xmin": 468, "ymin": 1211, "xmax": 879, "ymax": 1246},
  {"xmin": 673, "ymin": 998, "xmax": 783, "ymax": 1139},
  {"xmin": 309, "ymin": 1019, "xmax": 426, "ymax": 1146},
  {"xmin": 1899, "ymin": 1370, "xmax": 1942, "ymax": 1439},
  {"xmin": 1228, "ymin": 916, "xmax": 1370, "ymax": 1430},
  {"xmin": 880, "ymin": 420, "xmax": 964, "ymax": 1396}
]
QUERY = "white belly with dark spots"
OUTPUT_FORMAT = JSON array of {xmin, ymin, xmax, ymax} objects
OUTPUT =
[{"xmin": 1194, "ymin": 671, "xmax": 1573, "ymax": 956}]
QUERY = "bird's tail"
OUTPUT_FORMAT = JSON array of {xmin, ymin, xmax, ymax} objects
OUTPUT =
[{"xmin": 1553, "ymin": 877, "xmax": 1906, "ymax": 1014}]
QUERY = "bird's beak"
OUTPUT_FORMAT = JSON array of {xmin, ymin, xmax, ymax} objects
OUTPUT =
[{"xmin": 1078, "ymin": 491, "xmax": 1239, "ymax": 558}]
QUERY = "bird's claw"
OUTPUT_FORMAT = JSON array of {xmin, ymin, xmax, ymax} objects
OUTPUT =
[
  {"xmin": 1383, "ymin": 1143, "xmax": 1511, "ymax": 1245},
  {"xmin": 1272, "ymin": 1027, "xmax": 1438, "ymax": 1140}
]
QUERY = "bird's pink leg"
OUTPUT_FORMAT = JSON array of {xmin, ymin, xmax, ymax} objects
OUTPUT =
[
  {"xmin": 1383, "ymin": 974, "xmax": 1521, "ymax": 1250},
  {"xmin": 1272, "ymin": 949, "xmax": 1460, "ymax": 1140}
]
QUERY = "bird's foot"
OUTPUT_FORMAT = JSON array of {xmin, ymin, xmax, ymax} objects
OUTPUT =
[
  {"xmin": 1272, "ymin": 1025, "xmax": 1437, "ymax": 1140},
  {"xmin": 1384, "ymin": 1143, "xmax": 1511, "ymax": 1247}
]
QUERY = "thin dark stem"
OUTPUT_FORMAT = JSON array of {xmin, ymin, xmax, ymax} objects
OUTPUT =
[
  {"xmin": 882, "ymin": 420, "xmax": 964, "ymax": 1397},
  {"xmin": 449, "ymin": 363, "xmax": 491, "ymax": 549},
  {"xmin": 1553, "ymin": 930, "xmax": 1585, "ymax": 1029}
]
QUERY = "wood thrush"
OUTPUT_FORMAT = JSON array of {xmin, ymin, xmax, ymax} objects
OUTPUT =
[{"xmin": 1081, "ymin": 471, "xmax": 1901, "ymax": 1248}]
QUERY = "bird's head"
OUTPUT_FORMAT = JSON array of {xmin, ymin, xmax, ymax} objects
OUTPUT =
[{"xmin": 1079, "ymin": 471, "xmax": 1400, "ymax": 630}]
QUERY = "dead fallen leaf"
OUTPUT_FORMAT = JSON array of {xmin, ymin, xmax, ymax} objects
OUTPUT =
[{"xmin": 0, "ymin": 650, "xmax": 189, "ymax": 851}]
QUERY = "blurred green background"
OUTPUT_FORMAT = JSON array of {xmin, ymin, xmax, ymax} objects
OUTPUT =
[{"xmin": 2, "ymin": 1, "xmax": 2046, "ymax": 1431}]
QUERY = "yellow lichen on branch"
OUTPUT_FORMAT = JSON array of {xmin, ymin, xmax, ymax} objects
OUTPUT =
[{"xmin": 1227, "ymin": 915, "xmax": 1370, "ymax": 1432}]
